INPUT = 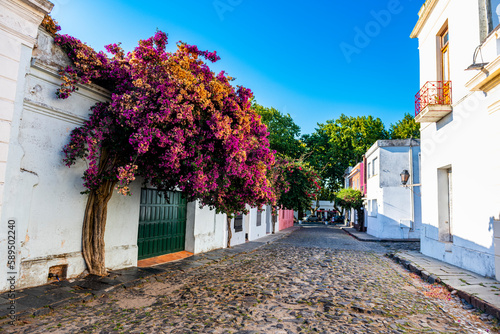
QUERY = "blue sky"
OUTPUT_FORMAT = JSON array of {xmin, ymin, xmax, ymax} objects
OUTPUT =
[{"xmin": 51, "ymin": 0, "xmax": 423, "ymax": 135}]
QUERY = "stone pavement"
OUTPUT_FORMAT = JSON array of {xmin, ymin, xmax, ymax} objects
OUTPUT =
[
  {"xmin": 1, "ymin": 226, "xmax": 498, "ymax": 333},
  {"xmin": 390, "ymin": 250, "xmax": 500, "ymax": 320},
  {"xmin": 0, "ymin": 226, "xmax": 301, "ymax": 324},
  {"xmin": 342, "ymin": 226, "xmax": 500, "ymax": 321}
]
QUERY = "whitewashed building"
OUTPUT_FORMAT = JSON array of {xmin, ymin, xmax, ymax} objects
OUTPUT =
[
  {"xmin": 300, "ymin": 200, "xmax": 337, "ymax": 221},
  {"xmin": 364, "ymin": 139, "xmax": 422, "ymax": 239},
  {"xmin": 411, "ymin": 0, "xmax": 500, "ymax": 278},
  {"xmin": 0, "ymin": 0, "xmax": 282, "ymax": 292}
]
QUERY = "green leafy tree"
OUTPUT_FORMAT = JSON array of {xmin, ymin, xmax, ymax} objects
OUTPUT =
[
  {"xmin": 304, "ymin": 114, "xmax": 388, "ymax": 192},
  {"xmin": 253, "ymin": 102, "xmax": 305, "ymax": 159},
  {"xmin": 335, "ymin": 188, "xmax": 363, "ymax": 210},
  {"xmin": 279, "ymin": 159, "xmax": 321, "ymax": 212},
  {"xmin": 389, "ymin": 113, "xmax": 420, "ymax": 139},
  {"xmin": 267, "ymin": 156, "xmax": 321, "ymax": 231},
  {"xmin": 302, "ymin": 127, "xmax": 331, "ymax": 178},
  {"xmin": 335, "ymin": 188, "xmax": 363, "ymax": 224}
]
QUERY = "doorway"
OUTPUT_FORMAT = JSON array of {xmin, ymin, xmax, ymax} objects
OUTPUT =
[
  {"xmin": 137, "ymin": 188, "xmax": 187, "ymax": 260},
  {"xmin": 438, "ymin": 167, "xmax": 453, "ymax": 243}
]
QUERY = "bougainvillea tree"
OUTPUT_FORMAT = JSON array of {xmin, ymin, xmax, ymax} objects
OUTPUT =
[{"xmin": 46, "ymin": 16, "xmax": 274, "ymax": 275}]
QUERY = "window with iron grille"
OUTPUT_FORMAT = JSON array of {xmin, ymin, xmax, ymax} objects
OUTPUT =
[
  {"xmin": 256, "ymin": 211, "xmax": 262, "ymax": 226},
  {"xmin": 234, "ymin": 214, "xmax": 243, "ymax": 232}
]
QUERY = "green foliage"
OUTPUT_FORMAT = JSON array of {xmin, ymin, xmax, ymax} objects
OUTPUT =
[
  {"xmin": 252, "ymin": 101, "xmax": 317, "ymax": 211},
  {"xmin": 303, "ymin": 114, "xmax": 388, "ymax": 192},
  {"xmin": 277, "ymin": 158, "xmax": 321, "ymax": 212},
  {"xmin": 389, "ymin": 113, "xmax": 420, "ymax": 139},
  {"xmin": 326, "ymin": 114, "xmax": 388, "ymax": 162},
  {"xmin": 335, "ymin": 188, "xmax": 363, "ymax": 210},
  {"xmin": 253, "ymin": 101, "xmax": 305, "ymax": 159}
]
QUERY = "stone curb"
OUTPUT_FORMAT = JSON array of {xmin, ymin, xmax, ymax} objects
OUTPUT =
[
  {"xmin": 0, "ymin": 226, "xmax": 300, "ymax": 325},
  {"xmin": 387, "ymin": 252, "xmax": 500, "ymax": 320},
  {"xmin": 259, "ymin": 226, "xmax": 301, "ymax": 245},
  {"xmin": 341, "ymin": 227, "xmax": 419, "ymax": 242}
]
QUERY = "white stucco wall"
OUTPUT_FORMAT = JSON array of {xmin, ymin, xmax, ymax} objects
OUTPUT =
[
  {"xmin": 419, "ymin": 92, "xmax": 500, "ymax": 277},
  {"xmin": 415, "ymin": 0, "xmax": 500, "ymax": 278},
  {"xmin": 415, "ymin": 0, "xmax": 490, "ymax": 104},
  {"xmin": 248, "ymin": 207, "xmax": 267, "ymax": 241},
  {"xmin": 0, "ymin": 0, "xmax": 53, "ymax": 291},
  {"xmin": 495, "ymin": 221, "xmax": 500, "ymax": 280},
  {"xmin": 265, "ymin": 205, "xmax": 273, "ymax": 233},
  {"xmin": 229, "ymin": 214, "xmax": 246, "ymax": 247},
  {"xmin": 317, "ymin": 200, "xmax": 335, "ymax": 210},
  {"xmin": 0, "ymin": 22, "xmax": 143, "ymax": 290},
  {"xmin": 185, "ymin": 201, "xmax": 226, "ymax": 254},
  {"xmin": 365, "ymin": 141, "xmax": 421, "ymax": 239},
  {"xmin": 366, "ymin": 146, "xmax": 382, "ymax": 235}
]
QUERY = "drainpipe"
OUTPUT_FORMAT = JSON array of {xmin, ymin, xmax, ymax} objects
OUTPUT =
[{"xmin": 409, "ymin": 139, "xmax": 415, "ymax": 231}]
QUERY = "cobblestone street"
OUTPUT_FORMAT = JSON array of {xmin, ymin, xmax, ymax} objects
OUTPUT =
[{"xmin": 2, "ymin": 227, "xmax": 498, "ymax": 333}]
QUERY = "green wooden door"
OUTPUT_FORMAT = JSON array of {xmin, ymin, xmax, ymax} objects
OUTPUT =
[{"xmin": 137, "ymin": 188, "xmax": 187, "ymax": 260}]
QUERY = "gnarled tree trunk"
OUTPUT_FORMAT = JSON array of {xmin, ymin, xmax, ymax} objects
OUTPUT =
[
  {"xmin": 82, "ymin": 179, "xmax": 116, "ymax": 276},
  {"xmin": 82, "ymin": 148, "xmax": 117, "ymax": 276},
  {"xmin": 226, "ymin": 216, "xmax": 232, "ymax": 248}
]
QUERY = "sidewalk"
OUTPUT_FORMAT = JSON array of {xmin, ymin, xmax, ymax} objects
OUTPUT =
[
  {"xmin": 342, "ymin": 226, "xmax": 419, "ymax": 242},
  {"xmin": 0, "ymin": 226, "xmax": 301, "ymax": 324},
  {"xmin": 342, "ymin": 227, "xmax": 500, "ymax": 319},
  {"xmin": 389, "ymin": 250, "xmax": 500, "ymax": 319}
]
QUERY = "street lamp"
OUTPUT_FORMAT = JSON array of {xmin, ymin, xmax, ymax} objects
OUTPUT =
[
  {"xmin": 400, "ymin": 169, "xmax": 410, "ymax": 186},
  {"xmin": 400, "ymin": 169, "xmax": 421, "ymax": 188},
  {"xmin": 465, "ymin": 45, "xmax": 489, "ymax": 71}
]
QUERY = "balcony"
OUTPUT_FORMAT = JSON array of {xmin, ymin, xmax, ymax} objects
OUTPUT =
[{"xmin": 414, "ymin": 81, "xmax": 452, "ymax": 123}]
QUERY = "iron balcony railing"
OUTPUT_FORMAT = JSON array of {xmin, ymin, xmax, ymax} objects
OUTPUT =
[{"xmin": 415, "ymin": 81, "xmax": 452, "ymax": 116}]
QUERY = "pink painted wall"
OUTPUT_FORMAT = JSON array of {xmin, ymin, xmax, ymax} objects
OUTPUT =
[
  {"xmin": 350, "ymin": 161, "xmax": 367, "ymax": 196},
  {"xmin": 278, "ymin": 209, "xmax": 294, "ymax": 230},
  {"xmin": 360, "ymin": 160, "xmax": 367, "ymax": 196}
]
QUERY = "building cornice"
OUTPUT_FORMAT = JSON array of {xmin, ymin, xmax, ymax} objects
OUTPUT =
[
  {"xmin": 474, "ymin": 68, "xmax": 500, "ymax": 92},
  {"xmin": 0, "ymin": 20, "xmax": 37, "ymax": 46},
  {"xmin": 348, "ymin": 167, "xmax": 360, "ymax": 179},
  {"xmin": 0, "ymin": 0, "xmax": 53, "ymax": 46},
  {"xmin": 18, "ymin": 0, "xmax": 53, "ymax": 14},
  {"xmin": 31, "ymin": 58, "xmax": 112, "ymax": 100},
  {"xmin": 410, "ymin": 0, "xmax": 439, "ymax": 39},
  {"xmin": 365, "ymin": 141, "xmax": 380, "ymax": 158},
  {"xmin": 23, "ymin": 99, "xmax": 87, "ymax": 126}
]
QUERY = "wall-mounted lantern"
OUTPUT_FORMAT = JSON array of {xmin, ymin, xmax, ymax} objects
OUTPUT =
[
  {"xmin": 400, "ymin": 169, "xmax": 421, "ymax": 188},
  {"xmin": 400, "ymin": 169, "xmax": 410, "ymax": 186}
]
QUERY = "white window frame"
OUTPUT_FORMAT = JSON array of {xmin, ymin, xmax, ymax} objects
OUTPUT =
[
  {"xmin": 372, "ymin": 157, "xmax": 378, "ymax": 176},
  {"xmin": 368, "ymin": 199, "xmax": 378, "ymax": 217}
]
